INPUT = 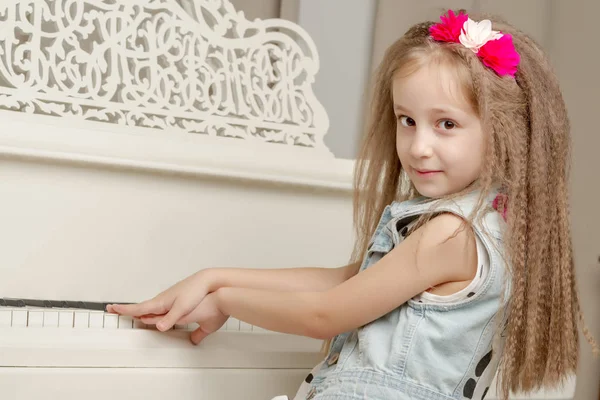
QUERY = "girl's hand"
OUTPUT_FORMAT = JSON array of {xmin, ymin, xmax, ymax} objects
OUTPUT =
[
  {"xmin": 106, "ymin": 270, "xmax": 214, "ymax": 332},
  {"xmin": 137, "ymin": 292, "xmax": 229, "ymax": 344}
]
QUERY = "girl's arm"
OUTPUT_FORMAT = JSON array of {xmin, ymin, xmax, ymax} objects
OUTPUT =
[
  {"xmin": 206, "ymin": 262, "xmax": 361, "ymax": 293},
  {"xmin": 107, "ymin": 262, "xmax": 361, "ymax": 328},
  {"xmin": 215, "ymin": 213, "xmax": 478, "ymax": 339}
]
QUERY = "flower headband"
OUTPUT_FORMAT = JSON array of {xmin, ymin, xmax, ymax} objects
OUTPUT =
[{"xmin": 429, "ymin": 10, "xmax": 520, "ymax": 77}]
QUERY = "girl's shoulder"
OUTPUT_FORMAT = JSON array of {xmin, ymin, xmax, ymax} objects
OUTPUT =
[{"xmin": 390, "ymin": 186, "xmax": 506, "ymax": 239}]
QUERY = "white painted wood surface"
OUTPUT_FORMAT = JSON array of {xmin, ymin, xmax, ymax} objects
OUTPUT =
[{"xmin": 0, "ymin": 1, "xmax": 351, "ymax": 398}]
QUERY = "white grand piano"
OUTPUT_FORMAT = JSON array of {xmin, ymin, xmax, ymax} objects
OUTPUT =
[{"xmin": 0, "ymin": 1, "xmax": 576, "ymax": 399}]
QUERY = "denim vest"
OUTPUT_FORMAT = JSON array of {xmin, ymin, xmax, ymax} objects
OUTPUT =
[{"xmin": 304, "ymin": 189, "xmax": 510, "ymax": 400}]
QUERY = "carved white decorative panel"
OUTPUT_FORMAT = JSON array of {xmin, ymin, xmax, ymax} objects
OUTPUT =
[{"xmin": 0, "ymin": 0, "xmax": 331, "ymax": 151}]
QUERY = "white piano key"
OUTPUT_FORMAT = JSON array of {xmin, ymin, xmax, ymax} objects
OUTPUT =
[
  {"xmin": 118, "ymin": 316, "xmax": 133, "ymax": 329},
  {"xmin": 104, "ymin": 313, "xmax": 118, "ymax": 329},
  {"xmin": 252, "ymin": 326, "xmax": 268, "ymax": 333},
  {"xmin": 28, "ymin": 311, "xmax": 44, "ymax": 327},
  {"xmin": 43, "ymin": 311, "xmax": 59, "ymax": 327},
  {"xmin": 89, "ymin": 312, "xmax": 104, "ymax": 328},
  {"xmin": 12, "ymin": 310, "xmax": 28, "ymax": 327},
  {"xmin": 0, "ymin": 310, "xmax": 12, "ymax": 327},
  {"xmin": 226, "ymin": 318, "xmax": 240, "ymax": 331},
  {"xmin": 74, "ymin": 312, "xmax": 89, "ymax": 328},
  {"xmin": 240, "ymin": 321, "xmax": 253, "ymax": 332},
  {"xmin": 133, "ymin": 319, "xmax": 146, "ymax": 329},
  {"xmin": 59, "ymin": 311, "xmax": 74, "ymax": 328}
]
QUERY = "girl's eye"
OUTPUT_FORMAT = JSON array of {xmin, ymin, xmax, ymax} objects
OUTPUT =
[
  {"xmin": 398, "ymin": 115, "xmax": 415, "ymax": 127},
  {"xmin": 438, "ymin": 120, "xmax": 456, "ymax": 130}
]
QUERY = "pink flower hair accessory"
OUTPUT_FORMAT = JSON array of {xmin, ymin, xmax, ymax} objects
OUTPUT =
[
  {"xmin": 492, "ymin": 193, "xmax": 508, "ymax": 221},
  {"xmin": 429, "ymin": 10, "xmax": 520, "ymax": 77}
]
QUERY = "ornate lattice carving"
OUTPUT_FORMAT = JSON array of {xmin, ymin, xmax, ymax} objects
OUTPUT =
[{"xmin": 0, "ymin": 0, "xmax": 330, "ymax": 150}]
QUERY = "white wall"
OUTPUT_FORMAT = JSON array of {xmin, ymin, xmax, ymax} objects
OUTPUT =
[
  {"xmin": 296, "ymin": 0, "xmax": 376, "ymax": 160},
  {"xmin": 551, "ymin": 1, "xmax": 600, "ymax": 399}
]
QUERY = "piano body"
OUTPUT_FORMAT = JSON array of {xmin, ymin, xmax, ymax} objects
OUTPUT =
[
  {"xmin": 0, "ymin": 0, "xmax": 350, "ymax": 398},
  {"xmin": 0, "ymin": 1, "xmax": 576, "ymax": 399}
]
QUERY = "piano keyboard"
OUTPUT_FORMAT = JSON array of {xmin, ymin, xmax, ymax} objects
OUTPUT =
[{"xmin": 0, "ymin": 297, "xmax": 264, "ymax": 332}]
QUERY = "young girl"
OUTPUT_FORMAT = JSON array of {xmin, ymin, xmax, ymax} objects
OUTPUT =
[{"xmin": 108, "ymin": 10, "xmax": 597, "ymax": 400}]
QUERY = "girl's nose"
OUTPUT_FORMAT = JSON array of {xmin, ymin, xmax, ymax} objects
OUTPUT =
[{"xmin": 409, "ymin": 128, "xmax": 434, "ymax": 159}]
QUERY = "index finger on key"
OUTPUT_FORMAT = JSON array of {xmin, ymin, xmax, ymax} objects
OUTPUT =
[{"xmin": 108, "ymin": 300, "xmax": 161, "ymax": 317}]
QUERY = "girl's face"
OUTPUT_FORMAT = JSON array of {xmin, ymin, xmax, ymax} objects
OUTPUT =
[{"xmin": 392, "ymin": 63, "xmax": 485, "ymax": 198}]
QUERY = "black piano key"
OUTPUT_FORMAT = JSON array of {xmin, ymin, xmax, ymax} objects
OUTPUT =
[
  {"xmin": 82, "ymin": 302, "xmax": 106, "ymax": 311},
  {"xmin": 3, "ymin": 299, "xmax": 21, "ymax": 307},
  {"xmin": 22, "ymin": 299, "xmax": 46, "ymax": 308},
  {"xmin": 0, "ymin": 298, "xmax": 133, "ymax": 311},
  {"xmin": 68, "ymin": 301, "xmax": 86, "ymax": 309},
  {"xmin": 49, "ymin": 300, "xmax": 67, "ymax": 308}
]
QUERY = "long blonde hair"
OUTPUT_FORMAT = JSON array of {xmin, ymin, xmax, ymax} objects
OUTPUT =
[{"xmin": 337, "ymin": 10, "xmax": 597, "ymax": 398}]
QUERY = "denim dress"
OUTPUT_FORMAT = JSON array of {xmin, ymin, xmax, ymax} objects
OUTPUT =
[{"xmin": 294, "ymin": 189, "xmax": 510, "ymax": 400}]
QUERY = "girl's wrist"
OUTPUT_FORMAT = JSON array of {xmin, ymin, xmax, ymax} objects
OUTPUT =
[{"xmin": 195, "ymin": 268, "xmax": 223, "ymax": 294}]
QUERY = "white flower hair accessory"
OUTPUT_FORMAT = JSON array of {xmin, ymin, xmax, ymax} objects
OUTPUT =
[{"xmin": 458, "ymin": 18, "xmax": 503, "ymax": 52}]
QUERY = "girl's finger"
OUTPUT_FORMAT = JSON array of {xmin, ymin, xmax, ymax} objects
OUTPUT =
[
  {"xmin": 190, "ymin": 326, "xmax": 211, "ymax": 345},
  {"xmin": 137, "ymin": 313, "xmax": 166, "ymax": 320},
  {"xmin": 109, "ymin": 299, "xmax": 166, "ymax": 317},
  {"xmin": 156, "ymin": 306, "xmax": 186, "ymax": 332},
  {"xmin": 140, "ymin": 315, "xmax": 164, "ymax": 325}
]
